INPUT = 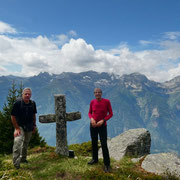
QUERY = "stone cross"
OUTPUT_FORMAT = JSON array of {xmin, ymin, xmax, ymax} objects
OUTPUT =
[{"xmin": 39, "ymin": 94, "xmax": 81, "ymax": 156}]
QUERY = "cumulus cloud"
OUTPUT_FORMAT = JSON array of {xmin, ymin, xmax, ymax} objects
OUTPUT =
[
  {"xmin": 0, "ymin": 21, "xmax": 180, "ymax": 82},
  {"xmin": 55, "ymin": 30, "xmax": 77, "ymax": 46},
  {"xmin": 68, "ymin": 30, "xmax": 77, "ymax": 37},
  {"xmin": 164, "ymin": 32, "xmax": 180, "ymax": 40},
  {"xmin": 168, "ymin": 63, "xmax": 180, "ymax": 79},
  {"xmin": 0, "ymin": 21, "xmax": 17, "ymax": 34}
]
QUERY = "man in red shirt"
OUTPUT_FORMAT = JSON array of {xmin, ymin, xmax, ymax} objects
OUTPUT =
[{"xmin": 88, "ymin": 88, "xmax": 113, "ymax": 172}]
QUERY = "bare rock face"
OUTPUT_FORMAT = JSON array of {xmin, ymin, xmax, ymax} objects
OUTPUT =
[
  {"xmin": 141, "ymin": 153, "xmax": 180, "ymax": 178},
  {"xmin": 99, "ymin": 128, "xmax": 151, "ymax": 161}
]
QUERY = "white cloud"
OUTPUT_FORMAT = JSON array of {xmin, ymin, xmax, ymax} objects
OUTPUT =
[
  {"xmin": 0, "ymin": 35, "xmax": 13, "ymax": 52},
  {"xmin": 55, "ymin": 30, "xmax": 77, "ymax": 46},
  {"xmin": 0, "ymin": 22, "xmax": 180, "ymax": 82},
  {"xmin": 168, "ymin": 63, "xmax": 180, "ymax": 80},
  {"xmin": 0, "ymin": 66, "xmax": 6, "ymax": 73},
  {"xmin": 56, "ymin": 34, "xmax": 69, "ymax": 45},
  {"xmin": 61, "ymin": 38, "xmax": 95, "ymax": 65},
  {"xmin": 0, "ymin": 21, "xmax": 17, "ymax": 34},
  {"xmin": 164, "ymin": 32, "xmax": 180, "ymax": 40},
  {"xmin": 139, "ymin": 40, "xmax": 153, "ymax": 45},
  {"xmin": 68, "ymin": 30, "xmax": 77, "ymax": 37}
]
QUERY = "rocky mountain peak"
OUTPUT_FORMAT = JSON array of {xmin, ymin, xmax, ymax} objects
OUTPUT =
[
  {"xmin": 163, "ymin": 75, "xmax": 180, "ymax": 87},
  {"xmin": 162, "ymin": 75, "xmax": 180, "ymax": 93},
  {"xmin": 121, "ymin": 72, "xmax": 148, "ymax": 83}
]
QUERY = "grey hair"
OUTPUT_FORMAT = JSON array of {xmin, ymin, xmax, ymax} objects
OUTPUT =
[
  {"xmin": 22, "ymin": 87, "xmax": 32, "ymax": 94},
  {"xmin": 94, "ymin": 88, "xmax": 102, "ymax": 93}
]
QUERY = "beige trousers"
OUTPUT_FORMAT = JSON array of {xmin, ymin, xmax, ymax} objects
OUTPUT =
[{"xmin": 13, "ymin": 127, "xmax": 32, "ymax": 168}]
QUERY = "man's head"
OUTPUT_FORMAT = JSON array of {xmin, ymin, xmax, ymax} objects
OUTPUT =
[
  {"xmin": 22, "ymin": 87, "xmax": 32, "ymax": 103},
  {"xmin": 94, "ymin": 88, "xmax": 102, "ymax": 101}
]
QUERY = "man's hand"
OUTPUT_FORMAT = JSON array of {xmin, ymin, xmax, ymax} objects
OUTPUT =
[
  {"xmin": 14, "ymin": 128, "xmax": 21, "ymax": 137},
  {"xmin": 91, "ymin": 118, "xmax": 97, "ymax": 128},
  {"xmin": 96, "ymin": 119, "xmax": 105, "ymax": 127},
  {"xmin": 33, "ymin": 126, "xmax": 36, "ymax": 133}
]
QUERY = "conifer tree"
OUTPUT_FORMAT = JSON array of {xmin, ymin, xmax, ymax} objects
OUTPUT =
[{"xmin": 0, "ymin": 82, "xmax": 17, "ymax": 154}]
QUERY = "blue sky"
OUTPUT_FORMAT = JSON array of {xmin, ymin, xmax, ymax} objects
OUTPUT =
[{"xmin": 0, "ymin": 0, "xmax": 180, "ymax": 82}]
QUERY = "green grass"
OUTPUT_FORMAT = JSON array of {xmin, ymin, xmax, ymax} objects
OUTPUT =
[{"xmin": 0, "ymin": 142, "xmax": 178, "ymax": 180}]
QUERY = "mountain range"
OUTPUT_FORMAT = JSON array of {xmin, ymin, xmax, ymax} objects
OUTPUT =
[{"xmin": 0, "ymin": 71, "xmax": 180, "ymax": 155}]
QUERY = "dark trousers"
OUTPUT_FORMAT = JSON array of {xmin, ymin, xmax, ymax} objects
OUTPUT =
[{"xmin": 90, "ymin": 124, "xmax": 110, "ymax": 166}]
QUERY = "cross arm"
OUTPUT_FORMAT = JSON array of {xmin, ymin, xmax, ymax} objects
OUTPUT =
[
  {"xmin": 65, "ymin": 111, "xmax": 81, "ymax": 121},
  {"xmin": 39, "ymin": 111, "xmax": 81, "ymax": 123},
  {"xmin": 39, "ymin": 114, "xmax": 56, "ymax": 123}
]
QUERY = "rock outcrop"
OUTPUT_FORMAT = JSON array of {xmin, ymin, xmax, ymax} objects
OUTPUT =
[
  {"xmin": 98, "ymin": 128, "xmax": 180, "ymax": 178},
  {"xmin": 99, "ymin": 128, "xmax": 151, "ymax": 161},
  {"xmin": 141, "ymin": 153, "xmax": 180, "ymax": 178}
]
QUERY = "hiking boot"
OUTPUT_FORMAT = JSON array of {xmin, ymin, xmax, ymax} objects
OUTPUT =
[
  {"xmin": 88, "ymin": 159, "xmax": 98, "ymax": 165},
  {"xmin": 104, "ymin": 165, "xmax": 111, "ymax": 173},
  {"xmin": 21, "ymin": 159, "xmax": 28, "ymax": 163},
  {"xmin": 14, "ymin": 164, "xmax": 20, "ymax": 169}
]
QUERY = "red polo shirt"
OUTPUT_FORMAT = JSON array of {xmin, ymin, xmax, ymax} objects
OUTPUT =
[{"xmin": 88, "ymin": 98, "xmax": 113, "ymax": 126}]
